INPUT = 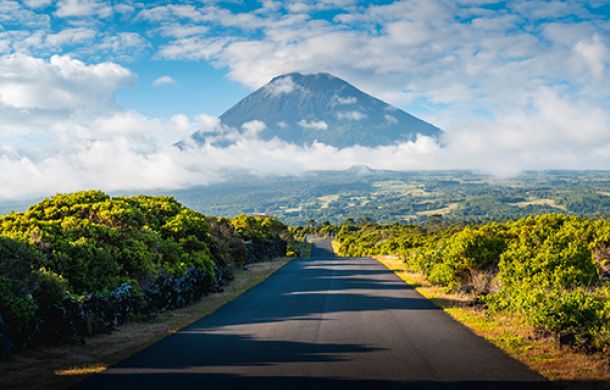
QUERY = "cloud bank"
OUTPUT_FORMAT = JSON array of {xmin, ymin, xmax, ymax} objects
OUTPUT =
[
  {"xmin": 0, "ymin": 1, "xmax": 610, "ymax": 200},
  {"xmin": 1, "ymin": 50, "xmax": 610, "ymax": 200}
]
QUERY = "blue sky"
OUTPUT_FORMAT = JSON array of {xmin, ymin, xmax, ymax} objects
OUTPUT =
[
  {"xmin": 4, "ymin": 0, "xmax": 609, "ymax": 117},
  {"xmin": 0, "ymin": 0, "xmax": 610, "ymax": 198},
  {"xmin": 115, "ymin": 60, "xmax": 250, "ymax": 117}
]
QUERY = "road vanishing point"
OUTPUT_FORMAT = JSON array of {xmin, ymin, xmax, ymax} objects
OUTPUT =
[{"xmin": 79, "ymin": 240, "xmax": 552, "ymax": 390}]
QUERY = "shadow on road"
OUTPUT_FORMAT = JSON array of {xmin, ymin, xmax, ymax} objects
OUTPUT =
[
  {"xmin": 309, "ymin": 238, "xmax": 337, "ymax": 258},
  {"xmin": 80, "ymin": 373, "xmax": 571, "ymax": 390},
  {"xmin": 77, "ymin": 240, "xmax": 600, "ymax": 390},
  {"xmin": 110, "ymin": 332, "xmax": 380, "ymax": 368}
]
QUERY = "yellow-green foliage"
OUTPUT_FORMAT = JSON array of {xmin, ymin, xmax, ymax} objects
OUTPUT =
[
  {"xmin": 231, "ymin": 214, "xmax": 284, "ymax": 242},
  {"xmin": 290, "ymin": 221, "xmax": 339, "ymax": 240},
  {"xmin": 231, "ymin": 214, "xmax": 299, "ymax": 257},
  {"xmin": 336, "ymin": 223, "xmax": 432, "ymax": 257},
  {"xmin": 0, "ymin": 191, "xmax": 293, "ymax": 353},
  {"xmin": 0, "ymin": 191, "xmax": 220, "ymax": 294}
]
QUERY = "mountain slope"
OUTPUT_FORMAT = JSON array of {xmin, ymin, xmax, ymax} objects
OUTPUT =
[{"xmin": 191, "ymin": 72, "xmax": 441, "ymax": 148}]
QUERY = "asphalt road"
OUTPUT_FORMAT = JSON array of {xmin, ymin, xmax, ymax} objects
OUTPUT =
[{"xmin": 78, "ymin": 240, "xmax": 552, "ymax": 390}]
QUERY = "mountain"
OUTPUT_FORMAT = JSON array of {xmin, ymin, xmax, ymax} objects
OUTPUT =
[
  {"xmin": 187, "ymin": 72, "xmax": 442, "ymax": 148},
  {"xmin": 345, "ymin": 164, "xmax": 378, "ymax": 176}
]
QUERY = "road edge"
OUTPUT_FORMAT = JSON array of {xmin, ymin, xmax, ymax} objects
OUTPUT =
[
  {"xmin": 1, "ymin": 257, "xmax": 295, "ymax": 390},
  {"xmin": 76, "ymin": 257, "xmax": 295, "ymax": 381},
  {"xmin": 372, "ymin": 254, "xmax": 610, "ymax": 386}
]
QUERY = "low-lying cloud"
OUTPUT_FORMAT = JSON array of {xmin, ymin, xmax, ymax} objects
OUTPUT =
[
  {"xmin": 297, "ymin": 119, "xmax": 328, "ymax": 130},
  {"xmin": 3, "ymin": 103, "xmax": 610, "ymax": 201},
  {"xmin": 2, "ymin": 51, "xmax": 610, "ymax": 201}
]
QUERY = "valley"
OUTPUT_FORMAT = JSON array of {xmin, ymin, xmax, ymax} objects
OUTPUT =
[
  {"xmin": 165, "ymin": 169, "xmax": 610, "ymax": 225},
  {"xmin": 4, "ymin": 170, "xmax": 610, "ymax": 227}
]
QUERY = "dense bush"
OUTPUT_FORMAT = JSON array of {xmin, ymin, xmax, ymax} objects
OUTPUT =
[
  {"xmin": 0, "ymin": 191, "xmax": 293, "ymax": 355},
  {"xmin": 335, "ymin": 214, "xmax": 610, "ymax": 353},
  {"xmin": 230, "ymin": 214, "xmax": 295, "ymax": 261},
  {"xmin": 290, "ymin": 221, "xmax": 339, "ymax": 240}
]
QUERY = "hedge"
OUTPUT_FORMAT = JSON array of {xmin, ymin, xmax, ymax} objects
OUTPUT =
[{"xmin": 0, "ymin": 191, "xmax": 294, "ymax": 356}]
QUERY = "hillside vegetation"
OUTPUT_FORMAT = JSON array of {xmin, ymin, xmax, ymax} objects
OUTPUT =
[
  {"xmin": 4, "ymin": 171, "xmax": 610, "ymax": 225},
  {"xmin": 333, "ymin": 214, "xmax": 610, "ymax": 354},
  {"xmin": 158, "ymin": 170, "xmax": 610, "ymax": 226},
  {"xmin": 0, "ymin": 191, "xmax": 296, "ymax": 356}
]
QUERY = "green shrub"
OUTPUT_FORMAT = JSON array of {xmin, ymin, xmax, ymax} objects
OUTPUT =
[
  {"xmin": 427, "ymin": 262, "xmax": 455, "ymax": 287},
  {"xmin": 522, "ymin": 287, "xmax": 610, "ymax": 351},
  {"xmin": 0, "ymin": 277, "xmax": 37, "ymax": 326},
  {"xmin": 32, "ymin": 268, "xmax": 70, "ymax": 306},
  {"xmin": 0, "ymin": 191, "xmax": 294, "ymax": 355},
  {"xmin": 0, "ymin": 276, "xmax": 38, "ymax": 349},
  {"xmin": 0, "ymin": 236, "xmax": 44, "ymax": 280}
]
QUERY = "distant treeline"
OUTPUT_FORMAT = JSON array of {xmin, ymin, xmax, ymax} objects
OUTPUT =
[
  {"xmin": 0, "ymin": 191, "xmax": 299, "ymax": 356},
  {"xmin": 330, "ymin": 215, "xmax": 609, "ymax": 353}
]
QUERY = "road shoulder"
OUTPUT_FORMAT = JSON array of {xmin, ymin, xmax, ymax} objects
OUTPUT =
[
  {"xmin": 374, "ymin": 254, "xmax": 610, "ymax": 387},
  {"xmin": 0, "ymin": 257, "xmax": 293, "ymax": 390}
]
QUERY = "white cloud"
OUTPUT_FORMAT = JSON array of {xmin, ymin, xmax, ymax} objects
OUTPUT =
[
  {"xmin": 573, "ymin": 34, "xmax": 607, "ymax": 78},
  {"xmin": 0, "ymin": 28, "xmax": 147, "ymax": 62},
  {"xmin": 55, "ymin": 0, "xmax": 112, "ymax": 18},
  {"xmin": 0, "ymin": 130, "xmax": 438, "ymax": 200},
  {"xmin": 156, "ymin": 36, "xmax": 229, "ymax": 61},
  {"xmin": 140, "ymin": 0, "xmax": 609, "ymax": 160},
  {"xmin": 2, "ymin": 2, "xmax": 610, "ymax": 200},
  {"xmin": 135, "ymin": 5, "xmax": 202, "ymax": 23},
  {"xmin": 0, "ymin": 54, "xmax": 134, "ymax": 112},
  {"xmin": 157, "ymin": 24, "xmax": 209, "ymax": 38},
  {"xmin": 152, "ymin": 75, "xmax": 176, "ymax": 87},
  {"xmin": 170, "ymin": 114, "xmax": 191, "ymax": 131},
  {"xmin": 0, "ymin": 1, "xmax": 50, "ymax": 28},
  {"xmin": 194, "ymin": 114, "xmax": 223, "ymax": 133},
  {"xmin": 264, "ymin": 75, "xmax": 297, "ymax": 96},
  {"xmin": 2, "ymin": 79, "xmax": 610, "ymax": 201},
  {"xmin": 336, "ymin": 110, "xmax": 366, "ymax": 121},
  {"xmin": 334, "ymin": 95, "xmax": 357, "ymax": 104},
  {"xmin": 384, "ymin": 114, "xmax": 398, "ymax": 124},
  {"xmin": 508, "ymin": 1, "xmax": 590, "ymax": 20},
  {"xmin": 241, "ymin": 120, "xmax": 266, "ymax": 137},
  {"xmin": 114, "ymin": 3, "xmax": 135, "ymax": 15},
  {"xmin": 298, "ymin": 119, "xmax": 328, "ymax": 130},
  {"xmin": 23, "ymin": 0, "xmax": 53, "ymax": 8},
  {"xmin": 6, "ymin": 112, "xmax": 610, "ymax": 200},
  {"xmin": 45, "ymin": 27, "xmax": 96, "ymax": 47},
  {"xmin": 93, "ymin": 32, "xmax": 150, "ymax": 61},
  {"xmin": 0, "ymin": 140, "xmax": 191, "ymax": 199},
  {"xmin": 136, "ymin": 4, "xmax": 265, "ymax": 30}
]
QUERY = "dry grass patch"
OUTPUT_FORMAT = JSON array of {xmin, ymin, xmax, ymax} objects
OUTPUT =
[
  {"xmin": 331, "ymin": 240, "xmax": 341, "ymax": 254},
  {"xmin": 374, "ymin": 255, "xmax": 610, "ymax": 388},
  {"xmin": 416, "ymin": 203, "xmax": 459, "ymax": 217},
  {"xmin": 0, "ymin": 257, "xmax": 291, "ymax": 390},
  {"xmin": 511, "ymin": 198, "xmax": 567, "ymax": 211}
]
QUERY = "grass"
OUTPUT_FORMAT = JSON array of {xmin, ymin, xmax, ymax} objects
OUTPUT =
[
  {"xmin": 0, "ymin": 257, "xmax": 292, "ymax": 390},
  {"xmin": 374, "ymin": 255, "xmax": 610, "ymax": 388}
]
